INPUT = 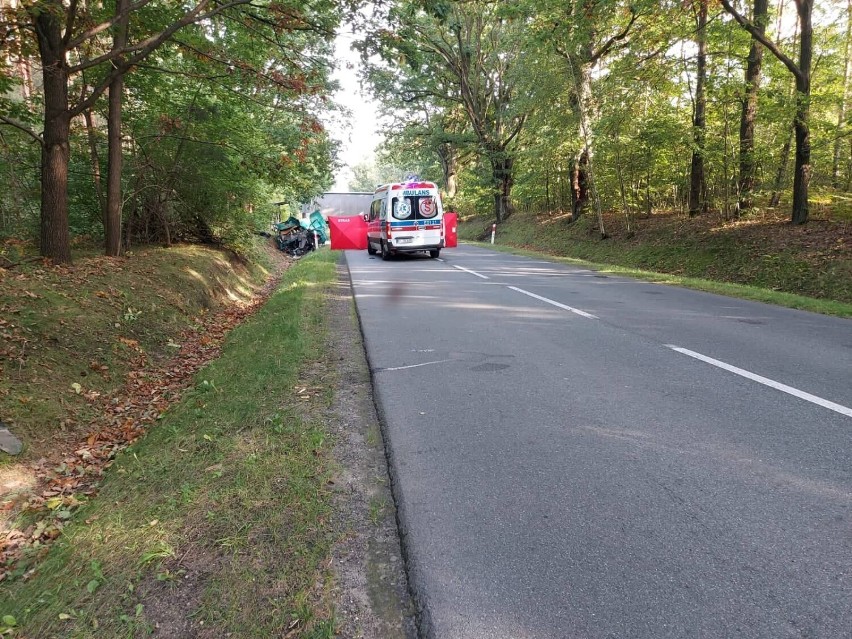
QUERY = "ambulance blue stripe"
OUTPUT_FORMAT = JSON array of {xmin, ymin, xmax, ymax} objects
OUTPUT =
[{"xmin": 390, "ymin": 221, "xmax": 440, "ymax": 227}]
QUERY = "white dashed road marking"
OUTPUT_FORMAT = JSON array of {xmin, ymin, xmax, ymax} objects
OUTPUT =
[
  {"xmin": 667, "ymin": 345, "xmax": 852, "ymax": 418},
  {"xmin": 507, "ymin": 286, "xmax": 598, "ymax": 319},
  {"xmin": 450, "ymin": 258, "xmax": 847, "ymax": 418},
  {"xmin": 453, "ymin": 265, "xmax": 489, "ymax": 279}
]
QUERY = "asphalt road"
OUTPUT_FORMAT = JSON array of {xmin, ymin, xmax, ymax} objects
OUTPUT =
[{"xmin": 344, "ymin": 244, "xmax": 852, "ymax": 639}]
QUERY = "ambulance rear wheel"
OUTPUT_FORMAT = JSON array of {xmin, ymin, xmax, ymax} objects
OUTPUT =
[
  {"xmin": 429, "ymin": 248, "xmax": 440, "ymax": 259},
  {"xmin": 367, "ymin": 240, "xmax": 377, "ymax": 255},
  {"xmin": 381, "ymin": 241, "xmax": 391, "ymax": 261}
]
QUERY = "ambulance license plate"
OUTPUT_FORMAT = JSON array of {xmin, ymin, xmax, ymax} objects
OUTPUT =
[{"xmin": 396, "ymin": 238, "xmax": 413, "ymax": 244}]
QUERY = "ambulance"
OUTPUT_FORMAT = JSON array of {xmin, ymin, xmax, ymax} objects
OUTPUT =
[{"xmin": 366, "ymin": 180, "xmax": 445, "ymax": 259}]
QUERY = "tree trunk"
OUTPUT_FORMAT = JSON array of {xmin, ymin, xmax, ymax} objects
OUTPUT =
[
  {"xmin": 106, "ymin": 0, "xmax": 130, "ymax": 256},
  {"xmin": 645, "ymin": 162, "xmax": 652, "ymax": 217},
  {"xmin": 847, "ymin": 138, "xmax": 852, "ymax": 192},
  {"xmin": 832, "ymin": 0, "xmax": 851, "ymax": 188},
  {"xmin": 770, "ymin": 126, "xmax": 794, "ymax": 207},
  {"xmin": 576, "ymin": 63, "xmax": 606, "ymax": 238},
  {"xmin": 545, "ymin": 169, "xmax": 551, "ymax": 210},
  {"xmin": 688, "ymin": 0, "xmax": 708, "ymax": 217},
  {"xmin": 124, "ymin": 206, "xmax": 134, "ymax": 251},
  {"xmin": 791, "ymin": 102, "xmax": 810, "ymax": 224},
  {"xmin": 572, "ymin": 150, "xmax": 589, "ymax": 220},
  {"xmin": 83, "ymin": 107, "xmax": 106, "ymax": 227},
  {"xmin": 614, "ymin": 134, "xmax": 632, "ymax": 236},
  {"xmin": 491, "ymin": 155, "xmax": 514, "ymax": 222},
  {"xmin": 35, "ymin": 7, "xmax": 72, "ymax": 264},
  {"xmin": 16, "ymin": 57, "xmax": 34, "ymax": 103},
  {"xmin": 723, "ymin": 96, "xmax": 731, "ymax": 219},
  {"xmin": 105, "ymin": 74, "xmax": 124, "ymax": 255},
  {"xmin": 159, "ymin": 193, "xmax": 172, "ymax": 246},
  {"xmin": 438, "ymin": 143, "xmax": 458, "ymax": 199},
  {"xmin": 791, "ymin": 0, "xmax": 812, "ymax": 225},
  {"xmin": 446, "ymin": 168, "xmax": 458, "ymax": 200},
  {"xmin": 737, "ymin": 0, "xmax": 769, "ymax": 214}
]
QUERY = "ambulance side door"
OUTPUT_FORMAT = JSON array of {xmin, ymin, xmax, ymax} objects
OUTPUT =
[
  {"xmin": 367, "ymin": 198, "xmax": 380, "ymax": 245},
  {"xmin": 379, "ymin": 197, "xmax": 388, "ymax": 239}
]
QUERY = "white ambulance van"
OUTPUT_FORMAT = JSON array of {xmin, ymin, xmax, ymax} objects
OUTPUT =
[{"xmin": 366, "ymin": 180, "xmax": 444, "ymax": 259}]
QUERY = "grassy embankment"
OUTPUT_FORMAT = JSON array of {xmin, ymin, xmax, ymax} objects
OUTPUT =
[
  {"xmin": 0, "ymin": 244, "xmax": 270, "ymax": 458},
  {"xmin": 458, "ymin": 205, "xmax": 852, "ymax": 317},
  {"xmin": 1, "ymin": 246, "xmax": 342, "ymax": 637}
]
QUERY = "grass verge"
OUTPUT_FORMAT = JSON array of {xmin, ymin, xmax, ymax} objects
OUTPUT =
[{"xmin": 1, "ymin": 250, "xmax": 341, "ymax": 639}]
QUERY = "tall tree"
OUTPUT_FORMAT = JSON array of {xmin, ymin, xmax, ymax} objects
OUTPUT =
[
  {"xmin": 768, "ymin": 2, "xmax": 798, "ymax": 208},
  {"xmin": 441, "ymin": 3, "xmax": 528, "ymax": 221},
  {"xmin": 2, "ymin": 0, "xmax": 264, "ymax": 263},
  {"xmin": 721, "ymin": 0, "xmax": 813, "ymax": 224},
  {"xmin": 532, "ymin": 0, "xmax": 641, "ymax": 235},
  {"xmin": 832, "ymin": 0, "xmax": 852, "ymax": 189},
  {"xmin": 361, "ymin": 0, "xmax": 530, "ymax": 222},
  {"xmin": 106, "ymin": 0, "xmax": 131, "ymax": 256},
  {"xmin": 737, "ymin": 0, "xmax": 769, "ymax": 214},
  {"xmin": 688, "ymin": 0, "xmax": 708, "ymax": 217}
]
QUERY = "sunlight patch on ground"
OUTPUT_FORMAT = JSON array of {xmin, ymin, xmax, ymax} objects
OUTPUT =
[
  {"xmin": 708, "ymin": 214, "xmax": 784, "ymax": 232},
  {"xmin": 223, "ymin": 286, "xmax": 253, "ymax": 302},
  {"xmin": 184, "ymin": 268, "xmax": 210, "ymax": 287},
  {"xmin": 0, "ymin": 465, "xmax": 38, "ymax": 532},
  {"xmin": 280, "ymin": 280, "xmax": 320, "ymax": 292},
  {"xmin": 541, "ymin": 211, "xmax": 573, "ymax": 224},
  {"xmin": 0, "ymin": 466, "xmax": 37, "ymax": 499}
]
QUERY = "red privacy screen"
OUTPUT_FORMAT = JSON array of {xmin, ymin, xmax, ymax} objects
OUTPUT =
[
  {"xmin": 443, "ymin": 212, "xmax": 458, "ymax": 248},
  {"xmin": 328, "ymin": 215, "xmax": 368, "ymax": 250}
]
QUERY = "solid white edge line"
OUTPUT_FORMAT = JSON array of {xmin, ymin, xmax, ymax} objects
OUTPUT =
[
  {"xmin": 666, "ymin": 345, "xmax": 852, "ymax": 418},
  {"xmin": 507, "ymin": 286, "xmax": 598, "ymax": 319},
  {"xmin": 453, "ymin": 265, "xmax": 489, "ymax": 279}
]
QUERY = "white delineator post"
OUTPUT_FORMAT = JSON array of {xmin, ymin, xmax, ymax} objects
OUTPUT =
[
  {"xmin": 313, "ymin": 231, "xmax": 318, "ymax": 249},
  {"xmin": 491, "ymin": 223, "xmax": 496, "ymax": 244}
]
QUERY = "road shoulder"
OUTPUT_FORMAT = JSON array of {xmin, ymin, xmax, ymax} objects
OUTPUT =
[{"xmin": 325, "ymin": 259, "xmax": 416, "ymax": 638}]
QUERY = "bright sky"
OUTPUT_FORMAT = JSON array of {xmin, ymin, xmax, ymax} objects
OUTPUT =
[{"xmin": 326, "ymin": 27, "xmax": 381, "ymax": 191}]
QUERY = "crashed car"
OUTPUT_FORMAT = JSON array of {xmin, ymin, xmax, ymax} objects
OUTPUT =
[{"xmin": 275, "ymin": 217, "xmax": 316, "ymax": 256}]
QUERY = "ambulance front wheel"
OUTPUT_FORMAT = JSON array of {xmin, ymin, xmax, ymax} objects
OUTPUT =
[
  {"xmin": 429, "ymin": 248, "xmax": 440, "ymax": 259},
  {"xmin": 381, "ymin": 241, "xmax": 391, "ymax": 261}
]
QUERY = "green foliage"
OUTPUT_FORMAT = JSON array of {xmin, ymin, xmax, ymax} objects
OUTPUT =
[
  {"xmin": 356, "ymin": 0, "xmax": 852, "ymax": 225},
  {"xmin": 348, "ymin": 157, "xmax": 406, "ymax": 191},
  {"xmin": 0, "ymin": 129, "xmax": 40, "ymax": 240},
  {"xmin": 358, "ymin": 0, "xmax": 535, "ymax": 218},
  {"xmin": 0, "ymin": 0, "xmax": 341, "ymax": 255},
  {"xmin": 113, "ymin": 11, "xmax": 340, "ymax": 249}
]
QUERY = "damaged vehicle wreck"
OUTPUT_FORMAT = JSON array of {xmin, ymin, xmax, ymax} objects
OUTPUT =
[{"xmin": 275, "ymin": 217, "xmax": 316, "ymax": 257}]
